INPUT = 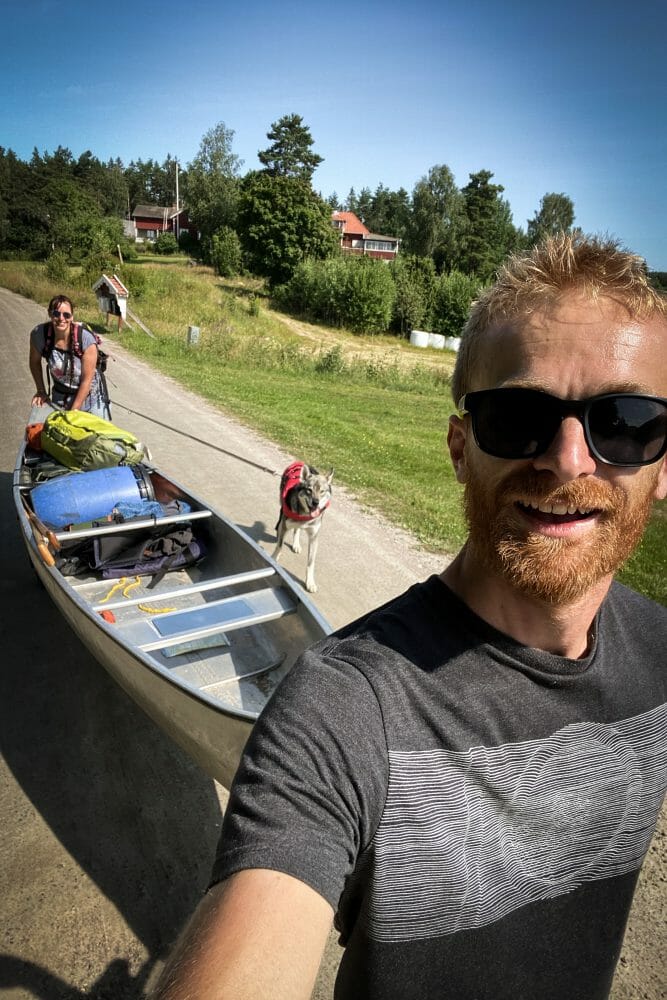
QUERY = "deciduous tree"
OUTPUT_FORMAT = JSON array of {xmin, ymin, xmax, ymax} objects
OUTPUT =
[
  {"xmin": 527, "ymin": 192, "xmax": 575, "ymax": 244},
  {"xmin": 185, "ymin": 123, "xmax": 242, "ymax": 245},
  {"xmin": 238, "ymin": 171, "xmax": 337, "ymax": 285},
  {"xmin": 405, "ymin": 165, "xmax": 465, "ymax": 271}
]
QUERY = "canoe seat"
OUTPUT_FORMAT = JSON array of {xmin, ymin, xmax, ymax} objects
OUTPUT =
[{"xmin": 137, "ymin": 586, "xmax": 297, "ymax": 653}]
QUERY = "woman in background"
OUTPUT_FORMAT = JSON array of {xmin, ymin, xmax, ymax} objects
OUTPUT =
[{"xmin": 29, "ymin": 294, "xmax": 110, "ymax": 418}]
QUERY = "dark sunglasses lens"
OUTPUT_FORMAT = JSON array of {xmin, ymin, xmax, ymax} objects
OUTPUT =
[
  {"xmin": 472, "ymin": 389, "xmax": 560, "ymax": 459},
  {"xmin": 588, "ymin": 397, "xmax": 667, "ymax": 465},
  {"xmin": 52, "ymin": 310, "xmax": 71, "ymax": 318}
]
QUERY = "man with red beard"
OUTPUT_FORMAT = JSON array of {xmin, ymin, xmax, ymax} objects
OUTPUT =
[{"xmin": 153, "ymin": 236, "xmax": 666, "ymax": 1000}]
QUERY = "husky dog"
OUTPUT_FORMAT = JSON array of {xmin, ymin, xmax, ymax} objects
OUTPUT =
[{"xmin": 273, "ymin": 461, "xmax": 334, "ymax": 593}]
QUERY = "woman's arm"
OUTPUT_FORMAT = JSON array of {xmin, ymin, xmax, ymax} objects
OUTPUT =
[
  {"xmin": 70, "ymin": 342, "xmax": 98, "ymax": 411},
  {"xmin": 29, "ymin": 343, "xmax": 48, "ymax": 405},
  {"xmin": 152, "ymin": 869, "xmax": 333, "ymax": 1000}
]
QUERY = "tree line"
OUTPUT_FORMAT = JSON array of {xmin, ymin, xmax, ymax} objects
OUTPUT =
[{"xmin": 2, "ymin": 113, "xmax": 642, "ymax": 336}]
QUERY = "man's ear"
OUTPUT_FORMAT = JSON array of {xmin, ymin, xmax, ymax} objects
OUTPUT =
[{"xmin": 447, "ymin": 414, "xmax": 468, "ymax": 483}]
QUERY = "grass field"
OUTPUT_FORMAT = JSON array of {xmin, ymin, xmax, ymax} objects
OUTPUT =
[{"xmin": 3, "ymin": 257, "xmax": 665, "ymax": 605}]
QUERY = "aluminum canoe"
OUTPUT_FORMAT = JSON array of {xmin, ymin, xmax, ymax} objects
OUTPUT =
[{"xmin": 13, "ymin": 416, "xmax": 331, "ymax": 789}]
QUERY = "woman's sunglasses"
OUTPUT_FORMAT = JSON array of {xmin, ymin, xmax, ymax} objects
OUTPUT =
[
  {"xmin": 51, "ymin": 309, "xmax": 72, "ymax": 319},
  {"xmin": 458, "ymin": 388, "xmax": 667, "ymax": 467}
]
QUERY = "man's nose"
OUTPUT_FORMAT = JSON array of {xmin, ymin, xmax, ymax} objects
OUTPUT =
[{"xmin": 532, "ymin": 416, "xmax": 597, "ymax": 480}]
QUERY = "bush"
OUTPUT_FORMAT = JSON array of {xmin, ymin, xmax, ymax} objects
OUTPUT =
[
  {"xmin": 210, "ymin": 227, "xmax": 242, "ymax": 277},
  {"xmin": 341, "ymin": 257, "xmax": 396, "ymax": 333},
  {"xmin": 178, "ymin": 230, "xmax": 200, "ymax": 256},
  {"xmin": 314, "ymin": 344, "xmax": 346, "ymax": 376},
  {"xmin": 390, "ymin": 255, "xmax": 437, "ymax": 336},
  {"xmin": 432, "ymin": 270, "xmax": 483, "ymax": 340},
  {"xmin": 153, "ymin": 232, "xmax": 179, "ymax": 255},
  {"xmin": 79, "ymin": 248, "xmax": 116, "ymax": 290},
  {"xmin": 277, "ymin": 255, "xmax": 395, "ymax": 333},
  {"xmin": 118, "ymin": 239, "xmax": 138, "ymax": 262},
  {"xmin": 45, "ymin": 250, "xmax": 70, "ymax": 283}
]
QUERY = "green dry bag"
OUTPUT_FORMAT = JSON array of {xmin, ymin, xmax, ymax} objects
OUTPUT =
[{"xmin": 41, "ymin": 410, "xmax": 147, "ymax": 471}]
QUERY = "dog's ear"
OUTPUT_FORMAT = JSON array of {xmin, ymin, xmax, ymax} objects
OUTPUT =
[
  {"xmin": 327, "ymin": 468, "xmax": 334, "ymax": 483},
  {"xmin": 300, "ymin": 464, "xmax": 309, "ymax": 482}
]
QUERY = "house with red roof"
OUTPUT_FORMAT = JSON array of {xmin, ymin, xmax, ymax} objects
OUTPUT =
[{"xmin": 332, "ymin": 211, "xmax": 400, "ymax": 260}]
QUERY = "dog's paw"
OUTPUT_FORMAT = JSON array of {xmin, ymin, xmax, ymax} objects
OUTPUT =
[
  {"xmin": 292, "ymin": 535, "xmax": 302, "ymax": 554},
  {"xmin": 305, "ymin": 577, "xmax": 317, "ymax": 593}
]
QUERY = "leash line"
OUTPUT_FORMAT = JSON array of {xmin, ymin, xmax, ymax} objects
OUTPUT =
[{"xmin": 109, "ymin": 398, "xmax": 280, "ymax": 477}]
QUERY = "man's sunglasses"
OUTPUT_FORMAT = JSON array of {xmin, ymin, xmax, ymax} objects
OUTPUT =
[
  {"xmin": 458, "ymin": 388, "xmax": 667, "ymax": 467},
  {"xmin": 51, "ymin": 309, "xmax": 72, "ymax": 319}
]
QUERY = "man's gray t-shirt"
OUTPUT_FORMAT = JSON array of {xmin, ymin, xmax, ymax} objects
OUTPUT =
[{"xmin": 212, "ymin": 577, "xmax": 667, "ymax": 1000}]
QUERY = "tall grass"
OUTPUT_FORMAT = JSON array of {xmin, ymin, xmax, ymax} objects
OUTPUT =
[{"xmin": 3, "ymin": 259, "xmax": 664, "ymax": 605}]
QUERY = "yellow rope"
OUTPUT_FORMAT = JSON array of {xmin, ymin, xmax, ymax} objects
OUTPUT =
[
  {"xmin": 98, "ymin": 575, "xmax": 176, "ymax": 613},
  {"xmin": 98, "ymin": 578, "xmax": 130, "ymax": 603}
]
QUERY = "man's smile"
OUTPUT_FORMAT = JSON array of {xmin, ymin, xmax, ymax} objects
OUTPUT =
[{"xmin": 516, "ymin": 499, "xmax": 601, "ymax": 525}]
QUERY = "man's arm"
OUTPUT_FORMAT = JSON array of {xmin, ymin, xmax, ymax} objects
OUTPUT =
[{"xmin": 152, "ymin": 868, "xmax": 334, "ymax": 1000}]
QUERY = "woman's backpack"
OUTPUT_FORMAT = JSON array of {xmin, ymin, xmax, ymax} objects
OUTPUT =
[
  {"xmin": 42, "ymin": 321, "xmax": 108, "ymax": 372},
  {"xmin": 42, "ymin": 321, "xmax": 110, "ymax": 406}
]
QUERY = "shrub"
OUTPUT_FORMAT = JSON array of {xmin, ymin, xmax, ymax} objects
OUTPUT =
[
  {"xmin": 390, "ymin": 254, "xmax": 437, "ymax": 336},
  {"xmin": 178, "ymin": 231, "xmax": 200, "ymax": 256},
  {"xmin": 278, "ymin": 255, "xmax": 395, "ymax": 334},
  {"xmin": 432, "ymin": 270, "xmax": 483, "ymax": 340},
  {"xmin": 314, "ymin": 344, "xmax": 346, "ymax": 375},
  {"xmin": 118, "ymin": 239, "xmax": 138, "ymax": 262},
  {"xmin": 79, "ymin": 248, "xmax": 116, "ymax": 290},
  {"xmin": 45, "ymin": 250, "xmax": 70, "ymax": 283},
  {"xmin": 341, "ymin": 257, "xmax": 396, "ymax": 333},
  {"xmin": 210, "ymin": 227, "xmax": 242, "ymax": 277},
  {"xmin": 154, "ymin": 232, "xmax": 179, "ymax": 255}
]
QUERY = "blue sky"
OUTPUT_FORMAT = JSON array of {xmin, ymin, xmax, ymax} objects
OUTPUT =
[{"xmin": 4, "ymin": 0, "xmax": 666, "ymax": 269}]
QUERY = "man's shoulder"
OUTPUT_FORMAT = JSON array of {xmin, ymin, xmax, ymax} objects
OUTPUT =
[
  {"xmin": 607, "ymin": 579, "xmax": 666, "ymax": 619},
  {"xmin": 603, "ymin": 580, "xmax": 667, "ymax": 650},
  {"xmin": 327, "ymin": 574, "xmax": 443, "ymax": 646},
  {"xmin": 306, "ymin": 574, "xmax": 461, "ymax": 681}
]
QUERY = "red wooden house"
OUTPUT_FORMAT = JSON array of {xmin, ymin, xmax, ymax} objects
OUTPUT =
[
  {"xmin": 129, "ymin": 204, "xmax": 195, "ymax": 243},
  {"xmin": 332, "ymin": 211, "xmax": 400, "ymax": 260}
]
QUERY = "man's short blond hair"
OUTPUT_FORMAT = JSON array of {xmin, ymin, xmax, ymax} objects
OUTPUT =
[{"xmin": 451, "ymin": 233, "xmax": 667, "ymax": 403}]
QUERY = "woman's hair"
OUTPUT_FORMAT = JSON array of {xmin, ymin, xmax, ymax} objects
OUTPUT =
[
  {"xmin": 48, "ymin": 294, "xmax": 75, "ymax": 315},
  {"xmin": 451, "ymin": 233, "xmax": 667, "ymax": 403}
]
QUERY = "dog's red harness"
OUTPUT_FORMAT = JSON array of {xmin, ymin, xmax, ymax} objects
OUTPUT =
[{"xmin": 280, "ymin": 461, "xmax": 330, "ymax": 522}]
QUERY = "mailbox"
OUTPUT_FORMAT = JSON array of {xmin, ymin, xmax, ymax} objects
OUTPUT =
[{"xmin": 92, "ymin": 274, "xmax": 129, "ymax": 331}]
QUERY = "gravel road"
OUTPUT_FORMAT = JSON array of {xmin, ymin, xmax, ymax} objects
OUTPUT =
[{"xmin": 0, "ymin": 287, "xmax": 663, "ymax": 998}]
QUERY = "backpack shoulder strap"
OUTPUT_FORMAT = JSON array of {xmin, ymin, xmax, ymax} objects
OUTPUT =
[
  {"xmin": 71, "ymin": 322, "xmax": 83, "ymax": 357},
  {"xmin": 42, "ymin": 321, "xmax": 54, "ymax": 358}
]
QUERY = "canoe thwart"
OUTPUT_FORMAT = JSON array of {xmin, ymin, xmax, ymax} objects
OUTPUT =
[
  {"xmin": 136, "ymin": 586, "xmax": 298, "ymax": 652},
  {"xmin": 55, "ymin": 507, "xmax": 212, "ymax": 543},
  {"xmin": 90, "ymin": 566, "xmax": 277, "ymax": 612}
]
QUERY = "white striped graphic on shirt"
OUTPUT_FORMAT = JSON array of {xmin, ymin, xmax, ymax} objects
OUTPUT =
[{"xmin": 366, "ymin": 703, "xmax": 666, "ymax": 941}]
